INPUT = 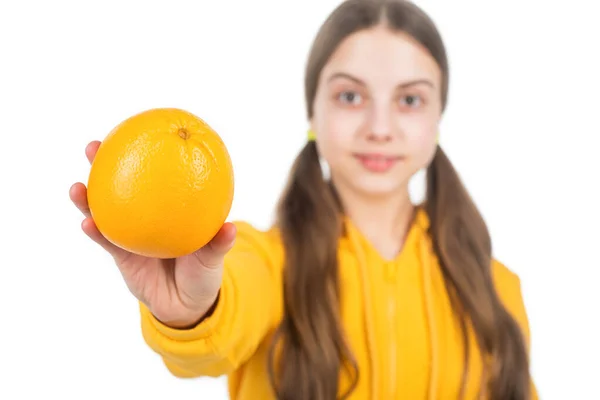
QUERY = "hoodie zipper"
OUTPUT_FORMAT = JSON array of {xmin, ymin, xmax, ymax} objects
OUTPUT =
[{"xmin": 385, "ymin": 261, "xmax": 397, "ymax": 398}]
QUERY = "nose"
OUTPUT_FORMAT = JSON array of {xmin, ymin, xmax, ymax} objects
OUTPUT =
[{"xmin": 366, "ymin": 102, "xmax": 393, "ymax": 142}]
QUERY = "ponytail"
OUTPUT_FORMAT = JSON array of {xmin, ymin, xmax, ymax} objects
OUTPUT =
[
  {"xmin": 267, "ymin": 141, "xmax": 359, "ymax": 400},
  {"xmin": 425, "ymin": 146, "xmax": 531, "ymax": 399}
]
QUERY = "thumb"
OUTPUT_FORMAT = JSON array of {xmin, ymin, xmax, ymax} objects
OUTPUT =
[{"xmin": 192, "ymin": 222, "xmax": 237, "ymax": 268}]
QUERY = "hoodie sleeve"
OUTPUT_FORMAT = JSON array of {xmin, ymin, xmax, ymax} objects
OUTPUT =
[{"xmin": 139, "ymin": 221, "xmax": 283, "ymax": 378}]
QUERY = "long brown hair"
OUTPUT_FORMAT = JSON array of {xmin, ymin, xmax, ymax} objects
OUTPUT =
[{"xmin": 267, "ymin": 1, "xmax": 531, "ymax": 399}]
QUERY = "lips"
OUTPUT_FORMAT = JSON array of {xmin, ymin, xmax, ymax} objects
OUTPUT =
[{"xmin": 354, "ymin": 153, "xmax": 402, "ymax": 173}]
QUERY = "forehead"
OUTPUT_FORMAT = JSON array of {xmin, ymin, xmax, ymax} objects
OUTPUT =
[{"xmin": 321, "ymin": 27, "xmax": 441, "ymax": 86}]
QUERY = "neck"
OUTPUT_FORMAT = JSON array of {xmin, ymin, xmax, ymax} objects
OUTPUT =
[{"xmin": 338, "ymin": 186, "xmax": 415, "ymax": 260}]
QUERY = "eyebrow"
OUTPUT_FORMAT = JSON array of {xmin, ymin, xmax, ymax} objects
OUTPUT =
[{"xmin": 327, "ymin": 72, "xmax": 435, "ymax": 89}]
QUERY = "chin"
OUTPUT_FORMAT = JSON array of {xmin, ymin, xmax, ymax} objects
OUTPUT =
[
  {"xmin": 349, "ymin": 176, "xmax": 409, "ymax": 199},
  {"xmin": 330, "ymin": 166, "xmax": 412, "ymax": 199}
]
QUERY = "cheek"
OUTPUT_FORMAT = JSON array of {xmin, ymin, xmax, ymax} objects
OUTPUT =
[
  {"xmin": 404, "ymin": 122, "xmax": 438, "ymax": 166},
  {"xmin": 316, "ymin": 108, "xmax": 364, "ymax": 163},
  {"xmin": 324, "ymin": 105, "xmax": 363, "ymax": 137}
]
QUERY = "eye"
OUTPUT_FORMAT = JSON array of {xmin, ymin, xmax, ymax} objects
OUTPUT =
[
  {"xmin": 399, "ymin": 95, "xmax": 422, "ymax": 108},
  {"xmin": 338, "ymin": 91, "xmax": 363, "ymax": 105}
]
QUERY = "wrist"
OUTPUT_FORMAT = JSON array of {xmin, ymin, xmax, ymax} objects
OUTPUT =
[{"xmin": 156, "ymin": 290, "xmax": 221, "ymax": 330}]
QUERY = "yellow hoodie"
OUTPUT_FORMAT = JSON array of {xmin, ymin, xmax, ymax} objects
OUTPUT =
[{"xmin": 140, "ymin": 208, "xmax": 537, "ymax": 399}]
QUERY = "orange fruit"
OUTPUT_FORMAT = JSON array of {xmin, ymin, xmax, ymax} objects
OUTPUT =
[{"xmin": 87, "ymin": 108, "xmax": 234, "ymax": 259}]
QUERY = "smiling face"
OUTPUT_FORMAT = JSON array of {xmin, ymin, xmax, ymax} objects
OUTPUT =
[{"xmin": 310, "ymin": 26, "xmax": 443, "ymax": 199}]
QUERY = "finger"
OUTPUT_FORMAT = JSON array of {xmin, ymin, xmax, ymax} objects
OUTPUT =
[
  {"xmin": 210, "ymin": 222, "xmax": 237, "ymax": 250},
  {"xmin": 69, "ymin": 182, "xmax": 91, "ymax": 217},
  {"xmin": 192, "ymin": 223, "xmax": 237, "ymax": 268},
  {"xmin": 81, "ymin": 217, "xmax": 129, "ymax": 263},
  {"xmin": 85, "ymin": 140, "xmax": 101, "ymax": 164}
]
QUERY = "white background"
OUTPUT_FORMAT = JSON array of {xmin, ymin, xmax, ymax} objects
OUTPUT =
[{"xmin": 1, "ymin": 0, "xmax": 599, "ymax": 399}]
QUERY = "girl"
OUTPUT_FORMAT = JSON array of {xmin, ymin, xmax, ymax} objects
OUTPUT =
[{"xmin": 70, "ymin": 0, "xmax": 537, "ymax": 399}]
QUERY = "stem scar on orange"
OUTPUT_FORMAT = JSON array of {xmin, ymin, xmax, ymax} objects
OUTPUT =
[{"xmin": 87, "ymin": 108, "xmax": 234, "ymax": 259}]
